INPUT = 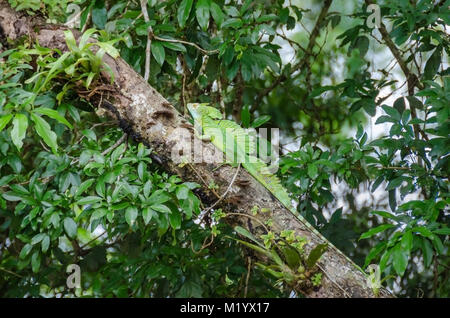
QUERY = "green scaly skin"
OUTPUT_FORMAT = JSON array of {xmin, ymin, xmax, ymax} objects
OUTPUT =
[{"xmin": 187, "ymin": 103, "xmax": 365, "ymax": 275}]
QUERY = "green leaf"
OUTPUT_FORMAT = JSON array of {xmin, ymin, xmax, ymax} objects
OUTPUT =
[
  {"xmin": 430, "ymin": 234, "xmax": 444, "ymax": 254},
  {"xmin": 421, "ymin": 239, "xmax": 433, "ymax": 267},
  {"xmin": 434, "ymin": 227, "xmax": 450, "ymax": 235},
  {"xmin": 137, "ymin": 161, "xmax": 145, "ymax": 180},
  {"xmin": 381, "ymin": 105, "xmax": 401, "ymax": 121},
  {"xmin": 210, "ymin": 2, "xmax": 224, "ymax": 27},
  {"xmin": 281, "ymin": 246, "xmax": 300, "ymax": 269},
  {"xmin": 354, "ymin": 36, "xmax": 369, "ymax": 57},
  {"xmin": 307, "ymin": 164, "xmax": 318, "ymax": 179},
  {"xmin": 379, "ymin": 248, "xmax": 393, "ymax": 272},
  {"xmin": 196, "ymin": 0, "xmax": 210, "ymax": 31},
  {"xmin": 2, "ymin": 192, "xmax": 24, "ymax": 201},
  {"xmin": 406, "ymin": 96, "xmax": 423, "ymax": 110},
  {"xmin": 76, "ymin": 196, "xmax": 102, "ymax": 205},
  {"xmin": 251, "ymin": 115, "xmax": 271, "ymax": 128},
  {"xmin": 95, "ymin": 41, "xmax": 120, "ymax": 58},
  {"xmin": 388, "ymin": 189, "xmax": 397, "ymax": 211},
  {"xmin": 151, "ymin": 204, "xmax": 171, "ymax": 214},
  {"xmin": 19, "ymin": 244, "xmax": 32, "ymax": 259},
  {"xmin": 75, "ymin": 179, "xmax": 95, "ymax": 197},
  {"xmin": 423, "ymin": 47, "xmax": 442, "ymax": 80},
  {"xmin": 371, "ymin": 211, "xmax": 399, "ymax": 222},
  {"xmin": 241, "ymin": 104, "xmax": 250, "ymax": 128},
  {"xmin": 64, "ymin": 30, "xmax": 78, "ymax": 52},
  {"xmin": 148, "ymin": 190, "xmax": 171, "ymax": 205},
  {"xmin": 85, "ymin": 72, "xmax": 96, "ymax": 89},
  {"xmin": 177, "ymin": 0, "xmax": 194, "ymax": 28},
  {"xmin": 157, "ymin": 214, "xmax": 169, "ymax": 236},
  {"xmin": 310, "ymin": 85, "xmax": 335, "ymax": 98},
  {"xmin": 306, "ymin": 244, "xmax": 328, "ymax": 268},
  {"xmin": 393, "ymin": 243, "xmax": 408, "ymax": 276},
  {"xmin": 30, "ymin": 113, "xmax": 58, "ymax": 154},
  {"xmin": 31, "ymin": 251, "xmax": 41, "ymax": 273},
  {"xmin": 151, "ymin": 41, "xmax": 165, "ymax": 66},
  {"xmin": 92, "ymin": 0, "xmax": 107, "ymax": 29},
  {"xmin": 221, "ymin": 18, "xmax": 242, "ymax": 29},
  {"xmin": 400, "ymin": 231, "xmax": 413, "ymax": 252},
  {"xmin": 90, "ymin": 208, "xmax": 107, "ymax": 221},
  {"xmin": 63, "ymin": 217, "xmax": 77, "ymax": 239},
  {"xmin": 34, "ymin": 107, "xmax": 73, "ymax": 129},
  {"xmin": 0, "ymin": 114, "xmax": 13, "ymax": 132},
  {"xmin": 375, "ymin": 115, "xmax": 397, "ymax": 124},
  {"xmin": 0, "ymin": 175, "xmax": 15, "ymax": 187},
  {"xmin": 41, "ymin": 235, "xmax": 50, "ymax": 253},
  {"xmin": 40, "ymin": 52, "xmax": 70, "ymax": 91},
  {"xmin": 143, "ymin": 180, "xmax": 152, "ymax": 198},
  {"xmin": 78, "ymin": 28, "xmax": 98, "ymax": 51},
  {"xmin": 11, "ymin": 113, "xmax": 28, "ymax": 150},
  {"xmin": 234, "ymin": 226, "xmax": 264, "ymax": 247},
  {"xmin": 111, "ymin": 202, "xmax": 129, "ymax": 210},
  {"xmin": 125, "ymin": 206, "xmax": 138, "ymax": 226},
  {"xmin": 411, "ymin": 226, "xmax": 433, "ymax": 237},
  {"xmin": 359, "ymin": 224, "xmax": 395, "ymax": 240},
  {"xmin": 169, "ymin": 210, "xmax": 182, "ymax": 229},
  {"xmin": 176, "ymin": 185, "xmax": 189, "ymax": 200},
  {"xmin": 161, "ymin": 41, "xmax": 186, "ymax": 52},
  {"xmin": 393, "ymin": 97, "xmax": 405, "ymax": 114},
  {"xmin": 143, "ymin": 207, "xmax": 156, "ymax": 225},
  {"xmin": 31, "ymin": 233, "xmax": 46, "ymax": 245},
  {"xmin": 386, "ymin": 176, "xmax": 408, "ymax": 191},
  {"xmin": 364, "ymin": 242, "xmax": 387, "ymax": 268}
]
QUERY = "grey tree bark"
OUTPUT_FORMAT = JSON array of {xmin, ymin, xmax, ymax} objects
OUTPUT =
[{"xmin": 0, "ymin": 1, "xmax": 392, "ymax": 298}]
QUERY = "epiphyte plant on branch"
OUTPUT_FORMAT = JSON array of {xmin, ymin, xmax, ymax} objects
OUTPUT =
[{"xmin": 0, "ymin": 27, "xmax": 119, "ymax": 153}]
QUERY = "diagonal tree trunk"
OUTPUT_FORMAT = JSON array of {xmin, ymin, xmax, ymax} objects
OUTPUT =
[{"xmin": 0, "ymin": 1, "xmax": 392, "ymax": 298}]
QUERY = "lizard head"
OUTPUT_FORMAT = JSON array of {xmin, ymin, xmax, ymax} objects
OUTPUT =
[{"xmin": 187, "ymin": 103, "xmax": 222, "ymax": 120}]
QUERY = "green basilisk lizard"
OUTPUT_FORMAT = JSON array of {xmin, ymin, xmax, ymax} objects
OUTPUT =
[{"xmin": 187, "ymin": 103, "xmax": 364, "ymax": 277}]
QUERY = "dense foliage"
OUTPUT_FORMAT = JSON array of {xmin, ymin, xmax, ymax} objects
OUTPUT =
[{"xmin": 0, "ymin": 0, "xmax": 448, "ymax": 297}]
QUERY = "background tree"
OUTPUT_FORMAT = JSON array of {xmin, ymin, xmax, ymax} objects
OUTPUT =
[{"xmin": 0, "ymin": 0, "xmax": 448, "ymax": 297}]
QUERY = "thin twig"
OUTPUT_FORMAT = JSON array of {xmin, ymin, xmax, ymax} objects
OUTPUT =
[
  {"xmin": 244, "ymin": 257, "xmax": 252, "ymax": 298},
  {"xmin": 217, "ymin": 77, "xmax": 226, "ymax": 117},
  {"xmin": 101, "ymin": 133, "xmax": 127, "ymax": 156},
  {"xmin": 317, "ymin": 264, "xmax": 351, "ymax": 298},
  {"xmin": 152, "ymin": 35, "xmax": 219, "ymax": 55},
  {"xmin": 39, "ymin": 140, "xmax": 50, "ymax": 152},
  {"xmin": 140, "ymin": 0, "xmax": 153, "ymax": 81},
  {"xmin": 0, "ymin": 266, "xmax": 23, "ymax": 278},
  {"xmin": 277, "ymin": 30, "xmax": 307, "ymax": 53},
  {"xmin": 200, "ymin": 164, "xmax": 241, "ymax": 222},
  {"xmin": 80, "ymin": 230, "xmax": 107, "ymax": 249},
  {"xmin": 225, "ymin": 212, "xmax": 270, "ymax": 234},
  {"xmin": 187, "ymin": 162, "xmax": 220, "ymax": 198},
  {"xmin": 70, "ymin": 133, "xmax": 127, "ymax": 165},
  {"xmin": 190, "ymin": 235, "xmax": 215, "ymax": 254}
]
